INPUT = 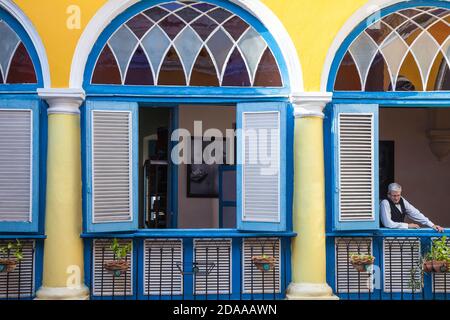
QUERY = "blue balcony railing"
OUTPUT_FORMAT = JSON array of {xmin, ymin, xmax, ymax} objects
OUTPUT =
[
  {"xmin": 327, "ymin": 229, "xmax": 450, "ymax": 300},
  {"xmin": 83, "ymin": 230, "xmax": 294, "ymax": 300}
]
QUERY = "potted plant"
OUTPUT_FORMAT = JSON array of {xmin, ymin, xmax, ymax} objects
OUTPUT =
[
  {"xmin": 252, "ymin": 254, "xmax": 276, "ymax": 272},
  {"xmin": 0, "ymin": 240, "xmax": 24, "ymax": 273},
  {"xmin": 349, "ymin": 253, "xmax": 375, "ymax": 272},
  {"xmin": 103, "ymin": 238, "xmax": 132, "ymax": 277},
  {"xmin": 422, "ymin": 236, "xmax": 449, "ymax": 273}
]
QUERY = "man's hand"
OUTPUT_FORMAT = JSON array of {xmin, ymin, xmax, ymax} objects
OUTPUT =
[
  {"xmin": 408, "ymin": 223, "xmax": 420, "ymax": 229},
  {"xmin": 432, "ymin": 225, "xmax": 445, "ymax": 233}
]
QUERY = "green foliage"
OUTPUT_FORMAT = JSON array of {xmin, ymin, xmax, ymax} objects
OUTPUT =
[
  {"xmin": 424, "ymin": 236, "xmax": 450, "ymax": 262},
  {"xmin": 349, "ymin": 252, "xmax": 373, "ymax": 259},
  {"xmin": 0, "ymin": 239, "xmax": 23, "ymax": 262},
  {"xmin": 109, "ymin": 238, "xmax": 132, "ymax": 261},
  {"xmin": 408, "ymin": 236, "xmax": 450, "ymax": 290}
]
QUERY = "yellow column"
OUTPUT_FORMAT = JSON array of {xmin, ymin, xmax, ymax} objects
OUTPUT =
[
  {"xmin": 286, "ymin": 93, "xmax": 338, "ymax": 300},
  {"xmin": 35, "ymin": 89, "xmax": 89, "ymax": 300}
]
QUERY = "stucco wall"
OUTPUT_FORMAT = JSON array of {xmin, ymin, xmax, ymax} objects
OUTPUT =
[
  {"xmin": 380, "ymin": 108, "xmax": 450, "ymax": 227},
  {"xmin": 12, "ymin": 0, "xmax": 369, "ymax": 90}
]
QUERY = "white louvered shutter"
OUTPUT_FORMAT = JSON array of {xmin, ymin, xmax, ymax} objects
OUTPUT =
[
  {"xmin": 237, "ymin": 103, "xmax": 287, "ymax": 232},
  {"xmin": 334, "ymin": 105, "xmax": 379, "ymax": 230},
  {"xmin": 87, "ymin": 101, "xmax": 138, "ymax": 232},
  {"xmin": 143, "ymin": 239, "xmax": 183, "ymax": 296},
  {"xmin": 194, "ymin": 239, "xmax": 231, "ymax": 295},
  {"xmin": 243, "ymin": 238, "xmax": 280, "ymax": 293},
  {"xmin": 0, "ymin": 109, "xmax": 32, "ymax": 223},
  {"xmin": 92, "ymin": 239, "xmax": 133, "ymax": 296},
  {"xmin": 383, "ymin": 237, "xmax": 421, "ymax": 293},
  {"xmin": 0, "ymin": 240, "xmax": 35, "ymax": 298},
  {"xmin": 335, "ymin": 237, "xmax": 373, "ymax": 293}
]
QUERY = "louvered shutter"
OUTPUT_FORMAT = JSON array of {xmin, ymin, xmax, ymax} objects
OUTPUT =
[
  {"xmin": 194, "ymin": 239, "xmax": 231, "ymax": 295},
  {"xmin": 237, "ymin": 102, "xmax": 287, "ymax": 232},
  {"xmin": 242, "ymin": 238, "xmax": 280, "ymax": 293},
  {"xmin": 383, "ymin": 237, "xmax": 421, "ymax": 293},
  {"xmin": 335, "ymin": 237, "xmax": 373, "ymax": 293},
  {"xmin": 0, "ymin": 240, "xmax": 36, "ymax": 298},
  {"xmin": 333, "ymin": 104, "xmax": 379, "ymax": 230},
  {"xmin": 143, "ymin": 239, "xmax": 183, "ymax": 296},
  {"xmin": 0, "ymin": 100, "xmax": 39, "ymax": 233},
  {"xmin": 86, "ymin": 101, "xmax": 138, "ymax": 232},
  {"xmin": 92, "ymin": 239, "xmax": 133, "ymax": 297}
]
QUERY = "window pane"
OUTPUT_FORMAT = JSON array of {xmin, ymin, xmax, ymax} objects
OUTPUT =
[{"xmin": 335, "ymin": 5, "xmax": 450, "ymax": 92}]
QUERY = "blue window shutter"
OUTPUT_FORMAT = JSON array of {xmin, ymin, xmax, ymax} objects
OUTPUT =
[
  {"xmin": 236, "ymin": 102, "xmax": 287, "ymax": 232},
  {"xmin": 0, "ymin": 98, "xmax": 39, "ymax": 233},
  {"xmin": 86, "ymin": 101, "xmax": 138, "ymax": 232},
  {"xmin": 333, "ymin": 104, "xmax": 379, "ymax": 230}
]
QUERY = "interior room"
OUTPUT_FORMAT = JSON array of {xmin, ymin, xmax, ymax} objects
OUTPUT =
[
  {"xmin": 139, "ymin": 105, "xmax": 236, "ymax": 230},
  {"xmin": 379, "ymin": 107, "xmax": 450, "ymax": 227}
]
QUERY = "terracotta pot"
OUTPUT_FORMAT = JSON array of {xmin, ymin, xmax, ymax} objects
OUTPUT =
[
  {"xmin": 104, "ymin": 260, "xmax": 129, "ymax": 277},
  {"xmin": 350, "ymin": 256, "xmax": 375, "ymax": 272},
  {"xmin": 423, "ymin": 260, "xmax": 449, "ymax": 273},
  {"xmin": 0, "ymin": 259, "xmax": 17, "ymax": 273},
  {"xmin": 252, "ymin": 256, "xmax": 275, "ymax": 272}
]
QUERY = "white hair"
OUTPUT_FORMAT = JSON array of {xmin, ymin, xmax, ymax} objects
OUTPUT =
[{"xmin": 388, "ymin": 183, "xmax": 402, "ymax": 193}]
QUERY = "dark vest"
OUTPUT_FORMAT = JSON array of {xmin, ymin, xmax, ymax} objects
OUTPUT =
[{"xmin": 381, "ymin": 198, "xmax": 407, "ymax": 227}]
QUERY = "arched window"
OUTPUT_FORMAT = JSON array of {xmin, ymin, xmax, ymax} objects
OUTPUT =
[
  {"xmin": 89, "ymin": 0, "xmax": 283, "ymax": 87},
  {"xmin": 0, "ymin": 7, "xmax": 43, "ymax": 233},
  {"xmin": 0, "ymin": 17, "xmax": 37, "ymax": 84},
  {"xmin": 333, "ymin": 6, "xmax": 450, "ymax": 91}
]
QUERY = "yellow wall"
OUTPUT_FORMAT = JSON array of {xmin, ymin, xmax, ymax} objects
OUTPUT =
[
  {"xmin": 14, "ymin": 0, "xmax": 107, "ymax": 87},
  {"xmin": 13, "ymin": 0, "xmax": 369, "ymax": 91}
]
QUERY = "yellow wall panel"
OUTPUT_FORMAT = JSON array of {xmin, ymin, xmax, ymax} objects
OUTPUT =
[
  {"xmin": 13, "ymin": 0, "xmax": 371, "ymax": 90},
  {"xmin": 14, "ymin": 0, "xmax": 107, "ymax": 87}
]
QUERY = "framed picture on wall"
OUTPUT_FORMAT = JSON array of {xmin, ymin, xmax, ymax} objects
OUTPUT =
[{"xmin": 187, "ymin": 136, "xmax": 231, "ymax": 198}]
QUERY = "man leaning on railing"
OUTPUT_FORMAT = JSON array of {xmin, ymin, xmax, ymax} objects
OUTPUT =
[{"xmin": 380, "ymin": 182, "xmax": 445, "ymax": 232}]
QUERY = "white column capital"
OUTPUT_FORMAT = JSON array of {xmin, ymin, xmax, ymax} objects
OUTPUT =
[
  {"xmin": 290, "ymin": 92, "xmax": 333, "ymax": 119},
  {"xmin": 38, "ymin": 88, "xmax": 86, "ymax": 115}
]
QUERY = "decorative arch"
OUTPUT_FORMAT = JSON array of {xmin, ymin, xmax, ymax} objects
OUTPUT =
[
  {"xmin": 322, "ymin": 0, "xmax": 450, "ymax": 92},
  {"xmin": 0, "ymin": 0, "xmax": 50, "ymax": 88},
  {"xmin": 70, "ymin": 0, "xmax": 303, "ymax": 93}
]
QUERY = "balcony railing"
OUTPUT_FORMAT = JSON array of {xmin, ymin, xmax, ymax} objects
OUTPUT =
[
  {"xmin": 0, "ymin": 239, "xmax": 38, "ymax": 300},
  {"xmin": 328, "ymin": 230, "xmax": 450, "ymax": 300},
  {"xmin": 84, "ymin": 231, "xmax": 293, "ymax": 300}
]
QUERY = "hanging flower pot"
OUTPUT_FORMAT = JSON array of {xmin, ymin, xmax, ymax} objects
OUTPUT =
[
  {"xmin": 104, "ymin": 260, "xmax": 129, "ymax": 277},
  {"xmin": 349, "ymin": 254, "xmax": 375, "ymax": 272},
  {"xmin": 252, "ymin": 255, "xmax": 275, "ymax": 272},
  {"xmin": 422, "ymin": 260, "xmax": 448, "ymax": 273},
  {"xmin": 0, "ymin": 259, "xmax": 18, "ymax": 273}
]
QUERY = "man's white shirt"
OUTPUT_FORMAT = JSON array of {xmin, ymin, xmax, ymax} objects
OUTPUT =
[{"xmin": 380, "ymin": 198, "xmax": 435, "ymax": 229}]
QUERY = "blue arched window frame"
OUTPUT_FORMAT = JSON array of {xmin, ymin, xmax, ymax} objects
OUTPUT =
[
  {"xmin": 0, "ymin": 7, "xmax": 44, "ymax": 92},
  {"xmin": 327, "ymin": 0, "xmax": 450, "ymax": 102},
  {"xmin": 81, "ymin": 0, "xmax": 295, "ymax": 237},
  {"xmin": 82, "ymin": 0, "xmax": 291, "ymax": 98}
]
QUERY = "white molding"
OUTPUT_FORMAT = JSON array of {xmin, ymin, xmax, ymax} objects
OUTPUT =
[
  {"xmin": 291, "ymin": 92, "xmax": 332, "ymax": 118},
  {"xmin": 38, "ymin": 88, "xmax": 86, "ymax": 115},
  {"xmin": 69, "ymin": 0, "xmax": 303, "ymax": 92},
  {"xmin": 0, "ymin": 0, "xmax": 51, "ymax": 88},
  {"xmin": 35, "ymin": 285, "xmax": 90, "ymax": 300},
  {"xmin": 286, "ymin": 282, "xmax": 339, "ymax": 300},
  {"xmin": 320, "ymin": 0, "xmax": 409, "ymax": 91}
]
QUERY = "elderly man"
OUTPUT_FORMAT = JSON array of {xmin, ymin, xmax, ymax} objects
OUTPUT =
[{"xmin": 380, "ymin": 183, "xmax": 444, "ymax": 232}]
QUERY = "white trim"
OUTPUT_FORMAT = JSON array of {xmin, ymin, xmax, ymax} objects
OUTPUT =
[
  {"xmin": 291, "ymin": 92, "xmax": 332, "ymax": 118},
  {"xmin": 0, "ymin": 0, "xmax": 51, "ymax": 88},
  {"xmin": 37, "ymin": 88, "xmax": 85, "ymax": 115},
  {"xmin": 320, "ymin": 0, "xmax": 414, "ymax": 92},
  {"xmin": 69, "ymin": 0, "xmax": 303, "ymax": 92}
]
